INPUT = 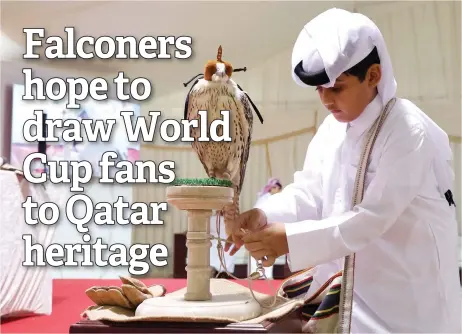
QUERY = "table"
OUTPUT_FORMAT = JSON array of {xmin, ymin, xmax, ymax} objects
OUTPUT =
[{"xmin": 69, "ymin": 278, "xmax": 302, "ymax": 333}]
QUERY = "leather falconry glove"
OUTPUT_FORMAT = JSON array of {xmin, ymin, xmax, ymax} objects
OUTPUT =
[{"xmin": 85, "ymin": 276, "xmax": 166, "ymax": 310}]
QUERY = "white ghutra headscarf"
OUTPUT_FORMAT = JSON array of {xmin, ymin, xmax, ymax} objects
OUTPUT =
[{"xmin": 291, "ymin": 7, "xmax": 397, "ymax": 106}]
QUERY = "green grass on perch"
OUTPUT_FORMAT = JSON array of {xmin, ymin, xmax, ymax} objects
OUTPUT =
[{"xmin": 172, "ymin": 178, "xmax": 233, "ymax": 187}]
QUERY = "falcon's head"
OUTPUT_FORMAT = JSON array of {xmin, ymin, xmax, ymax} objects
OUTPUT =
[{"xmin": 204, "ymin": 45, "xmax": 233, "ymax": 82}]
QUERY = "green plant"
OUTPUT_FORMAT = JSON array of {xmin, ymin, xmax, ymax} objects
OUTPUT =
[{"xmin": 171, "ymin": 178, "xmax": 233, "ymax": 187}]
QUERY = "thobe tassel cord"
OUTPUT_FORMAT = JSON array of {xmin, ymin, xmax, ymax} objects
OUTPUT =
[{"xmin": 207, "ymin": 212, "xmax": 278, "ymax": 309}]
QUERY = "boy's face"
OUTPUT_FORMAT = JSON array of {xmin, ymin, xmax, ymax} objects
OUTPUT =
[{"xmin": 316, "ymin": 64, "xmax": 381, "ymax": 123}]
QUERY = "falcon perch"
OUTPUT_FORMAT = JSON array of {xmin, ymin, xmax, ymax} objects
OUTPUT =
[{"xmin": 183, "ymin": 45, "xmax": 263, "ymax": 237}]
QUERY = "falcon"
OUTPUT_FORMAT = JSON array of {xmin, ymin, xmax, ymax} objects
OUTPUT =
[{"xmin": 183, "ymin": 45, "xmax": 263, "ymax": 237}]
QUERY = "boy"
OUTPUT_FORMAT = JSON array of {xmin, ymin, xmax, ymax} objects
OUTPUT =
[{"xmin": 225, "ymin": 8, "xmax": 460, "ymax": 333}]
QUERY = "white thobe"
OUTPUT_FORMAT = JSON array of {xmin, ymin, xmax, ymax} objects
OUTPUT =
[{"xmin": 256, "ymin": 96, "xmax": 461, "ymax": 333}]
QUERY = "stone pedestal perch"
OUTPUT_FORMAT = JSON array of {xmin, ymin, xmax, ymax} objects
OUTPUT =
[{"xmin": 135, "ymin": 185, "xmax": 262, "ymax": 321}]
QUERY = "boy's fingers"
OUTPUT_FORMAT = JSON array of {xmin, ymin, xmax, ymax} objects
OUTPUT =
[
  {"xmin": 262, "ymin": 255, "xmax": 276, "ymax": 267},
  {"xmin": 248, "ymin": 250, "xmax": 268, "ymax": 260},
  {"xmin": 224, "ymin": 237, "xmax": 231, "ymax": 252},
  {"xmin": 224, "ymin": 236, "xmax": 233, "ymax": 252},
  {"xmin": 224, "ymin": 234, "xmax": 243, "ymax": 255},
  {"xmin": 234, "ymin": 211, "xmax": 251, "ymax": 230},
  {"xmin": 231, "ymin": 234, "xmax": 244, "ymax": 252},
  {"xmin": 229, "ymin": 243, "xmax": 241, "ymax": 256},
  {"xmin": 242, "ymin": 230, "xmax": 264, "ymax": 243},
  {"xmin": 245, "ymin": 241, "xmax": 265, "ymax": 252}
]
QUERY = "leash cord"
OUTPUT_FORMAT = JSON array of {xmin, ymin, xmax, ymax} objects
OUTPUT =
[{"xmin": 208, "ymin": 211, "xmax": 279, "ymax": 309}]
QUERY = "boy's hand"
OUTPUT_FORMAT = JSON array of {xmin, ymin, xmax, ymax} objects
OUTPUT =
[
  {"xmin": 224, "ymin": 208, "xmax": 268, "ymax": 255},
  {"xmin": 242, "ymin": 223, "xmax": 289, "ymax": 266}
]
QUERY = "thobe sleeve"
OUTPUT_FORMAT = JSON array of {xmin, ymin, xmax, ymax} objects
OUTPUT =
[
  {"xmin": 284, "ymin": 124, "xmax": 433, "ymax": 272},
  {"xmin": 254, "ymin": 121, "xmax": 328, "ymax": 223}
]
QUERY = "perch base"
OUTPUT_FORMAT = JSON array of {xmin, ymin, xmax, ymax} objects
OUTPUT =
[
  {"xmin": 135, "ymin": 284, "xmax": 261, "ymax": 321},
  {"xmin": 69, "ymin": 309, "xmax": 302, "ymax": 333}
]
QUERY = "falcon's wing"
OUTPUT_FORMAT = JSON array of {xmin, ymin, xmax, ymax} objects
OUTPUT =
[
  {"xmin": 236, "ymin": 91, "xmax": 254, "ymax": 194},
  {"xmin": 234, "ymin": 82, "xmax": 263, "ymax": 193},
  {"xmin": 184, "ymin": 78, "xmax": 202, "ymax": 120},
  {"xmin": 184, "ymin": 79, "xmax": 212, "ymax": 177}
]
